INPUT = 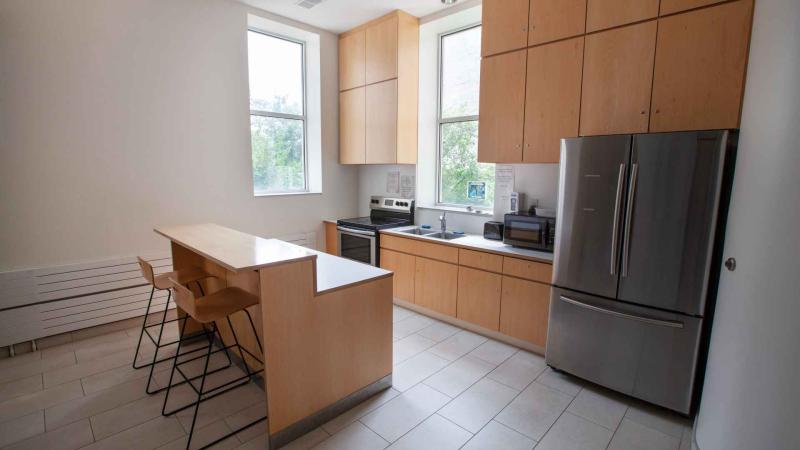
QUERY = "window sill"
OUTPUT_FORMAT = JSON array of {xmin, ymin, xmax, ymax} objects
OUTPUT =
[
  {"xmin": 416, "ymin": 204, "xmax": 494, "ymax": 216},
  {"xmin": 254, "ymin": 190, "xmax": 322, "ymax": 198}
]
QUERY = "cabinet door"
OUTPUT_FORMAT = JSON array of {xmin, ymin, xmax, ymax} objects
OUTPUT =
[
  {"xmin": 580, "ymin": 21, "xmax": 657, "ymax": 136},
  {"xmin": 457, "ymin": 267, "xmax": 502, "ymax": 331},
  {"xmin": 500, "ymin": 276, "xmax": 550, "ymax": 347},
  {"xmin": 650, "ymin": 0, "xmax": 753, "ymax": 132},
  {"xmin": 523, "ymin": 37, "xmax": 584, "ymax": 163},
  {"xmin": 366, "ymin": 16, "xmax": 398, "ymax": 84},
  {"xmin": 529, "ymin": 0, "xmax": 587, "ymax": 46},
  {"xmin": 481, "ymin": 0, "xmax": 530, "ymax": 56},
  {"xmin": 339, "ymin": 87, "xmax": 365, "ymax": 164},
  {"xmin": 339, "ymin": 30, "xmax": 366, "ymax": 91},
  {"xmin": 324, "ymin": 222, "xmax": 338, "ymax": 255},
  {"xmin": 586, "ymin": 0, "xmax": 659, "ymax": 32},
  {"xmin": 414, "ymin": 257, "xmax": 458, "ymax": 316},
  {"xmin": 660, "ymin": 0, "xmax": 727, "ymax": 15},
  {"xmin": 380, "ymin": 249, "xmax": 415, "ymax": 303},
  {"xmin": 478, "ymin": 50, "xmax": 527, "ymax": 163},
  {"xmin": 366, "ymin": 79, "xmax": 398, "ymax": 164}
]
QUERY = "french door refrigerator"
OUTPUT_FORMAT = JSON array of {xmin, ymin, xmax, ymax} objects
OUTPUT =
[{"xmin": 546, "ymin": 130, "xmax": 737, "ymax": 414}]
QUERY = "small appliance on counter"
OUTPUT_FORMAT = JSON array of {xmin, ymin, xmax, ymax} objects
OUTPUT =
[
  {"xmin": 336, "ymin": 196, "xmax": 414, "ymax": 266},
  {"xmin": 508, "ymin": 192, "xmax": 524, "ymax": 213},
  {"xmin": 483, "ymin": 221, "xmax": 504, "ymax": 241},
  {"xmin": 503, "ymin": 211, "xmax": 555, "ymax": 252}
]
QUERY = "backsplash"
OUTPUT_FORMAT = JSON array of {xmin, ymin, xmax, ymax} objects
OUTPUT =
[{"xmin": 357, "ymin": 163, "xmax": 560, "ymax": 234}]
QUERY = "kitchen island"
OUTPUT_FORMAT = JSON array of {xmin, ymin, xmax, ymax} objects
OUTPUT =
[{"xmin": 154, "ymin": 223, "xmax": 393, "ymax": 448}]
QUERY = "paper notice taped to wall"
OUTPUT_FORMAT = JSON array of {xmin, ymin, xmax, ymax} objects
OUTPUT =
[
  {"xmin": 386, "ymin": 170, "xmax": 400, "ymax": 194},
  {"xmin": 400, "ymin": 175, "xmax": 415, "ymax": 199},
  {"xmin": 495, "ymin": 165, "xmax": 514, "ymax": 212}
]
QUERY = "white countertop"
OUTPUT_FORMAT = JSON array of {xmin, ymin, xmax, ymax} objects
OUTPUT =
[
  {"xmin": 155, "ymin": 223, "xmax": 390, "ymax": 293},
  {"xmin": 381, "ymin": 226, "xmax": 554, "ymax": 263}
]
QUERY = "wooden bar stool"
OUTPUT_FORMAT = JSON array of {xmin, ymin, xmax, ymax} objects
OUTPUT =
[
  {"xmin": 133, "ymin": 257, "xmax": 220, "ymax": 394},
  {"xmin": 162, "ymin": 278, "xmax": 266, "ymax": 450}
]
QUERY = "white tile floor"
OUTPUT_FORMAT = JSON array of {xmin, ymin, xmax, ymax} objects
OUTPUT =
[{"xmin": 0, "ymin": 306, "xmax": 695, "ymax": 449}]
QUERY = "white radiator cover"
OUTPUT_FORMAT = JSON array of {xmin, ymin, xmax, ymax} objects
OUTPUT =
[{"xmin": 0, "ymin": 231, "xmax": 317, "ymax": 347}]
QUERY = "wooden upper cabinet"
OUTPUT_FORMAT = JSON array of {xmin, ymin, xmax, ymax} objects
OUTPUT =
[
  {"xmin": 339, "ymin": 87, "xmax": 365, "ymax": 164},
  {"xmin": 650, "ymin": 0, "xmax": 754, "ymax": 132},
  {"xmin": 481, "ymin": 0, "xmax": 530, "ymax": 56},
  {"xmin": 478, "ymin": 50, "xmax": 527, "ymax": 163},
  {"xmin": 339, "ymin": 30, "xmax": 365, "ymax": 91},
  {"xmin": 529, "ymin": 0, "xmax": 587, "ymax": 46},
  {"xmin": 523, "ymin": 37, "xmax": 584, "ymax": 163},
  {"xmin": 366, "ymin": 79, "xmax": 398, "ymax": 164},
  {"xmin": 366, "ymin": 16, "xmax": 398, "ymax": 84},
  {"xmin": 586, "ymin": 0, "xmax": 659, "ymax": 32},
  {"xmin": 660, "ymin": 0, "xmax": 727, "ymax": 15},
  {"xmin": 580, "ymin": 21, "xmax": 657, "ymax": 136}
]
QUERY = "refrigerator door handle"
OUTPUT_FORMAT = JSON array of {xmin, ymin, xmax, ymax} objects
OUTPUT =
[
  {"xmin": 559, "ymin": 295, "xmax": 684, "ymax": 329},
  {"xmin": 610, "ymin": 164, "xmax": 626, "ymax": 275},
  {"xmin": 622, "ymin": 163, "xmax": 638, "ymax": 277}
]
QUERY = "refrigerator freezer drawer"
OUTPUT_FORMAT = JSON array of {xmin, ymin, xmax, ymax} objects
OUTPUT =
[{"xmin": 546, "ymin": 287, "xmax": 702, "ymax": 414}]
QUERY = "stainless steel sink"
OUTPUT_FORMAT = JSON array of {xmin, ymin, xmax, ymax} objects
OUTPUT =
[
  {"xmin": 398, "ymin": 227, "xmax": 437, "ymax": 236},
  {"xmin": 423, "ymin": 231, "xmax": 465, "ymax": 240}
]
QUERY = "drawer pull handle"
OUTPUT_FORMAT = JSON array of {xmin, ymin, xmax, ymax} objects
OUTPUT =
[{"xmin": 559, "ymin": 296, "xmax": 684, "ymax": 329}]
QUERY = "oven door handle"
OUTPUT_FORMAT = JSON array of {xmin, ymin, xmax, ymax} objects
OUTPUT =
[{"xmin": 337, "ymin": 226, "xmax": 377, "ymax": 237}]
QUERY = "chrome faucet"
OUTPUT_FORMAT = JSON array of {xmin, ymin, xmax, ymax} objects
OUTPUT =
[{"xmin": 439, "ymin": 211, "xmax": 447, "ymax": 234}]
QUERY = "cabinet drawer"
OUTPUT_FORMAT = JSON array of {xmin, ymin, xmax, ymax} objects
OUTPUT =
[
  {"xmin": 502, "ymin": 257, "xmax": 553, "ymax": 283},
  {"xmin": 381, "ymin": 235, "xmax": 458, "ymax": 264},
  {"xmin": 458, "ymin": 249, "xmax": 503, "ymax": 273}
]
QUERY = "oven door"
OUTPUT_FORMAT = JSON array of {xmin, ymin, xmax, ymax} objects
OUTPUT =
[
  {"xmin": 337, "ymin": 226, "xmax": 377, "ymax": 266},
  {"xmin": 504, "ymin": 217, "xmax": 547, "ymax": 250}
]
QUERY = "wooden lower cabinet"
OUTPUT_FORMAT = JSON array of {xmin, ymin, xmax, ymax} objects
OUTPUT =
[
  {"xmin": 457, "ymin": 267, "xmax": 502, "ymax": 331},
  {"xmin": 324, "ymin": 222, "xmax": 338, "ymax": 255},
  {"xmin": 414, "ymin": 257, "xmax": 458, "ymax": 316},
  {"xmin": 380, "ymin": 249, "xmax": 415, "ymax": 303},
  {"xmin": 500, "ymin": 276, "xmax": 551, "ymax": 347}
]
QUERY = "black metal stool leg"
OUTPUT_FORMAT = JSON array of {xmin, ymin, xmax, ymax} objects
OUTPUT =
[
  {"xmin": 132, "ymin": 286, "xmax": 156, "ymax": 369},
  {"xmin": 226, "ymin": 316, "xmax": 253, "ymax": 382},
  {"xmin": 186, "ymin": 323, "xmax": 216, "ymax": 450},
  {"xmin": 162, "ymin": 315, "xmax": 189, "ymax": 417},
  {"xmin": 145, "ymin": 289, "xmax": 172, "ymax": 394}
]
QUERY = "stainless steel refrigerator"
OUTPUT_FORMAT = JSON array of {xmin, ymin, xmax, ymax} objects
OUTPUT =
[{"xmin": 546, "ymin": 130, "xmax": 737, "ymax": 414}]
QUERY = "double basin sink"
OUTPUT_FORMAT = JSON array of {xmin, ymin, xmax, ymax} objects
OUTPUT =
[{"xmin": 398, "ymin": 227, "xmax": 464, "ymax": 241}]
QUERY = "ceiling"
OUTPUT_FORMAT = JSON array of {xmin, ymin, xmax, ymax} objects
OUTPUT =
[{"xmin": 239, "ymin": 0, "xmax": 466, "ymax": 33}]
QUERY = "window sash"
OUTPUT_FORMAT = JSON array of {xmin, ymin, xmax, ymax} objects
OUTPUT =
[
  {"xmin": 247, "ymin": 29, "xmax": 309, "ymax": 194},
  {"xmin": 435, "ymin": 24, "xmax": 489, "ymax": 210}
]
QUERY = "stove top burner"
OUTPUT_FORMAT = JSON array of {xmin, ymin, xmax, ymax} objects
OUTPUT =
[{"xmin": 337, "ymin": 216, "xmax": 410, "ymax": 231}]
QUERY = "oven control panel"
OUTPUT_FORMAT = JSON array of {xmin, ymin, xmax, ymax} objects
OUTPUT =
[{"xmin": 370, "ymin": 196, "xmax": 414, "ymax": 212}]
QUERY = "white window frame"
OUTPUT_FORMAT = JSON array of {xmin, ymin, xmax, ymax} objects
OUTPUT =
[
  {"xmin": 248, "ymin": 29, "xmax": 309, "ymax": 195},
  {"xmin": 434, "ymin": 23, "xmax": 490, "ymax": 211}
]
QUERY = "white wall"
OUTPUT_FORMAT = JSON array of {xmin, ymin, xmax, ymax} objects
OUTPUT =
[
  {"xmin": 694, "ymin": 1, "xmax": 800, "ymax": 449},
  {"xmin": 0, "ymin": 0, "xmax": 358, "ymax": 272}
]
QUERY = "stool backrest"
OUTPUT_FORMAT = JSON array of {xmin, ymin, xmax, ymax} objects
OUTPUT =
[
  {"xmin": 169, "ymin": 277, "xmax": 197, "ymax": 318},
  {"xmin": 137, "ymin": 257, "xmax": 155, "ymax": 285}
]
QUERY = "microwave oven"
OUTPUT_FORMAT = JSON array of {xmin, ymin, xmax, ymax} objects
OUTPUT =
[{"xmin": 503, "ymin": 212, "xmax": 555, "ymax": 252}]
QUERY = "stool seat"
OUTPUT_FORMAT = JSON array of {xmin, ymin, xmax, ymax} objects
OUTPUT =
[
  {"xmin": 153, "ymin": 266, "xmax": 211, "ymax": 290},
  {"xmin": 170, "ymin": 282, "xmax": 259, "ymax": 324}
]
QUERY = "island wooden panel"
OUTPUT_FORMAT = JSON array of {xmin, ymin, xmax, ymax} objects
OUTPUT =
[
  {"xmin": 650, "ymin": 0, "xmax": 754, "ymax": 132},
  {"xmin": 529, "ymin": 0, "xmax": 587, "ymax": 46},
  {"xmin": 580, "ymin": 20, "xmax": 657, "ymax": 136},
  {"xmin": 259, "ymin": 259, "xmax": 392, "ymax": 434},
  {"xmin": 457, "ymin": 267, "xmax": 502, "ymax": 331},
  {"xmin": 523, "ymin": 37, "xmax": 584, "ymax": 163}
]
